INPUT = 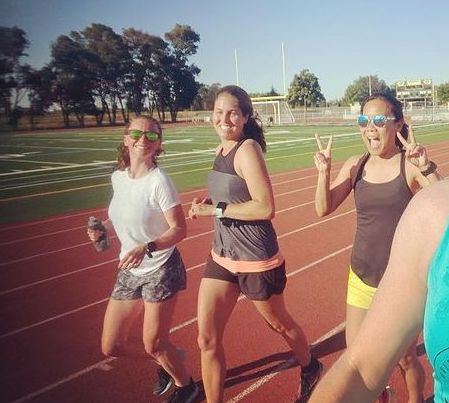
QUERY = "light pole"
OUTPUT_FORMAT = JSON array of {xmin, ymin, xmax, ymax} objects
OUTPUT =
[{"xmin": 234, "ymin": 48, "xmax": 239, "ymax": 86}]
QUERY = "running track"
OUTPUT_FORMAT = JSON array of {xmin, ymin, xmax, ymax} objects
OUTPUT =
[{"xmin": 1, "ymin": 140, "xmax": 448, "ymax": 403}]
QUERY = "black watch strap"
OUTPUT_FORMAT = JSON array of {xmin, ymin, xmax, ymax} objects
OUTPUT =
[
  {"xmin": 146, "ymin": 241, "xmax": 157, "ymax": 258},
  {"xmin": 420, "ymin": 161, "xmax": 437, "ymax": 176}
]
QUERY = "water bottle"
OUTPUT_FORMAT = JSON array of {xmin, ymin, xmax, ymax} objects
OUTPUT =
[{"xmin": 87, "ymin": 216, "xmax": 110, "ymax": 252}]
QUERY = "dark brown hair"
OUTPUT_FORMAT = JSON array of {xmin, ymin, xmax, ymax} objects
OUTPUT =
[{"xmin": 215, "ymin": 85, "xmax": 266, "ymax": 152}]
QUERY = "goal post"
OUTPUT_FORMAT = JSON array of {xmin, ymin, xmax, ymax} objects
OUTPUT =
[{"xmin": 251, "ymin": 96, "xmax": 295, "ymax": 125}]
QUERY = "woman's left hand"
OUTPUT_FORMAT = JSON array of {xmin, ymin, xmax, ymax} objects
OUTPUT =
[
  {"xmin": 396, "ymin": 126, "xmax": 428, "ymax": 168},
  {"xmin": 118, "ymin": 244, "xmax": 146, "ymax": 270}
]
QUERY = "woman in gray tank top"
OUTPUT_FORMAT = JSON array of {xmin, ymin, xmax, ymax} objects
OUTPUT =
[
  {"xmin": 314, "ymin": 93, "xmax": 441, "ymax": 402},
  {"xmin": 189, "ymin": 85, "xmax": 322, "ymax": 403}
]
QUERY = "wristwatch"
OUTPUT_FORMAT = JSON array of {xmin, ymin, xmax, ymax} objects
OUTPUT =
[
  {"xmin": 420, "ymin": 161, "xmax": 437, "ymax": 177},
  {"xmin": 215, "ymin": 202, "xmax": 228, "ymax": 219},
  {"xmin": 145, "ymin": 241, "xmax": 157, "ymax": 258}
]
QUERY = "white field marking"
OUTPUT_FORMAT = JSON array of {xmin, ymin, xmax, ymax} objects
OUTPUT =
[
  {"xmin": 225, "ymin": 321, "xmax": 347, "ymax": 403},
  {"xmin": 9, "ymin": 246, "xmax": 351, "ymax": 403},
  {"xmin": 0, "ymin": 130, "xmax": 359, "ymax": 179},
  {"xmin": 0, "ymin": 173, "xmax": 112, "ymax": 191},
  {"xmin": 2, "ymin": 137, "xmax": 448, "ymax": 200},
  {"xmin": 0, "ymin": 160, "xmax": 115, "ymax": 177},
  {"xmin": 163, "ymin": 139, "xmax": 193, "ymax": 144},
  {"xmin": 2, "ymin": 139, "xmax": 447, "ymax": 230},
  {"xmin": 0, "ymin": 158, "xmax": 76, "ymax": 166},
  {"xmin": 0, "ymin": 153, "xmax": 30, "ymax": 158},
  {"xmin": 0, "ymin": 164, "xmax": 110, "ymax": 183}
]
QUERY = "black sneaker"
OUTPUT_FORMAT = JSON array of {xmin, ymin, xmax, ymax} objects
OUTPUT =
[
  {"xmin": 296, "ymin": 359, "xmax": 323, "ymax": 403},
  {"xmin": 166, "ymin": 378, "xmax": 199, "ymax": 403},
  {"xmin": 153, "ymin": 348, "xmax": 185, "ymax": 396},
  {"xmin": 153, "ymin": 366, "xmax": 173, "ymax": 396}
]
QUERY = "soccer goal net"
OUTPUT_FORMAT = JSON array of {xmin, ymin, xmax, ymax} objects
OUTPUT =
[{"xmin": 251, "ymin": 96, "xmax": 295, "ymax": 125}]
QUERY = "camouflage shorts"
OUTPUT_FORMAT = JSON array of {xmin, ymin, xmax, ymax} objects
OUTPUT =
[{"xmin": 111, "ymin": 248, "xmax": 186, "ymax": 303}]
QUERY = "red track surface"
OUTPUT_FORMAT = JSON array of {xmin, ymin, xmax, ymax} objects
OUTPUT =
[{"xmin": 1, "ymin": 141, "xmax": 448, "ymax": 403}]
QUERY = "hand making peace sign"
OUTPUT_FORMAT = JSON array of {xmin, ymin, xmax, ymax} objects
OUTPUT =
[
  {"xmin": 314, "ymin": 133, "xmax": 333, "ymax": 173},
  {"xmin": 396, "ymin": 126, "xmax": 429, "ymax": 168}
]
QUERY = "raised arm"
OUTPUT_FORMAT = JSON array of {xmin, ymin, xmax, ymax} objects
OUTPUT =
[
  {"xmin": 314, "ymin": 133, "xmax": 357, "ymax": 217},
  {"xmin": 397, "ymin": 126, "xmax": 442, "ymax": 191}
]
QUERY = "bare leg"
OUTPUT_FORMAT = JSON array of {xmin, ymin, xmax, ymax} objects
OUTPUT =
[
  {"xmin": 252, "ymin": 294, "xmax": 311, "ymax": 366},
  {"xmin": 398, "ymin": 340, "xmax": 425, "ymax": 403},
  {"xmin": 142, "ymin": 295, "xmax": 191, "ymax": 387},
  {"xmin": 197, "ymin": 278, "xmax": 240, "ymax": 403},
  {"xmin": 101, "ymin": 298, "xmax": 143, "ymax": 357}
]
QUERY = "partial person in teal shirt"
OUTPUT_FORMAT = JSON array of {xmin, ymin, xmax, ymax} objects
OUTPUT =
[{"xmin": 310, "ymin": 179, "xmax": 449, "ymax": 403}]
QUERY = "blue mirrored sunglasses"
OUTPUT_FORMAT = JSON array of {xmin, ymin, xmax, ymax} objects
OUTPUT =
[
  {"xmin": 128, "ymin": 129, "xmax": 160, "ymax": 141},
  {"xmin": 357, "ymin": 114, "xmax": 396, "ymax": 128}
]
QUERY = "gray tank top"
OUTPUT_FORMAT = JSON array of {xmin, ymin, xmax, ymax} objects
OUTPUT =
[
  {"xmin": 207, "ymin": 140, "xmax": 279, "ymax": 261},
  {"xmin": 351, "ymin": 152, "xmax": 413, "ymax": 287}
]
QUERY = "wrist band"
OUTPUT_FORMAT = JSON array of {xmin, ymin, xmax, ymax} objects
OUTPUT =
[{"xmin": 420, "ymin": 161, "xmax": 437, "ymax": 177}]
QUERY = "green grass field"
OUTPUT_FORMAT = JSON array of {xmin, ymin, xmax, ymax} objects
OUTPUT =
[{"xmin": 0, "ymin": 123, "xmax": 447, "ymax": 224}]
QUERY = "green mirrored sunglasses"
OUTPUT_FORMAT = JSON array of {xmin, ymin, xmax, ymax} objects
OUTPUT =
[{"xmin": 128, "ymin": 129, "xmax": 160, "ymax": 141}]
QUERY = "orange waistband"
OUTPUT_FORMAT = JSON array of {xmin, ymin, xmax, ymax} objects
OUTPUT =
[{"xmin": 211, "ymin": 249, "xmax": 284, "ymax": 273}]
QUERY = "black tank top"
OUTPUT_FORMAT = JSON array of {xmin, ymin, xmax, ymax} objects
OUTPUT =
[
  {"xmin": 351, "ymin": 152, "xmax": 413, "ymax": 287},
  {"xmin": 207, "ymin": 140, "xmax": 279, "ymax": 262}
]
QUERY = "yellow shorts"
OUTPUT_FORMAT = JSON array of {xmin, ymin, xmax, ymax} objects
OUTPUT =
[{"xmin": 346, "ymin": 266, "xmax": 377, "ymax": 310}]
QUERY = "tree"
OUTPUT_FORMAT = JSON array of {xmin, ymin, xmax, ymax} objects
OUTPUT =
[
  {"xmin": 341, "ymin": 75, "xmax": 393, "ymax": 106},
  {"xmin": 50, "ymin": 34, "xmax": 99, "ymax": 127},
  {"xmin": 22, "ymin": 65, "xmax": 55, "ymax": 129},
  {"xmin": 287, "ymin": 69, "xmax": 325, "ymax": 108},
  {"xmin": 250, "ymin": 86, "xmax": 281, "ymax": 98},
  {"xmin": 80, "ymin": 24, "xmax": 131, "ymax": 125},
  {"xmin": 0, "ymin": 26, "xmax": 29, "ymax": 126},
  {"xmin": 159, "ymin": 24, "xmax": 201, "ymax": 122},
  {"xmin": 437, "ymin": 82, "xmax": 449, "ymax": 105},
  {"xmin": 122, "ymin": 28, "xmax": 167, "ymax": 119},
  {"xmin": 191, "ymin": 82, "xmax": 221, "ymax": 110}
]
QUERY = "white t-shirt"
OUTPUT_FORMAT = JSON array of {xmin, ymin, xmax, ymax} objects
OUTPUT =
[{"xmin": 108, "ymin": 167, "xmax": 180, "ymax": 276}]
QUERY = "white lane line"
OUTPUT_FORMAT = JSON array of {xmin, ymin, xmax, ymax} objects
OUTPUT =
[
  {"xmin": 0, "ymin": 259, "xmax": 118, "ymax": 297},
  {"xmin": 225, "ymin": 321, "xmax": 347, "ymax": 403},
  {"xmin": 0, "ymin": 183, "xmax": 319, "ymax": 266},
  {"xmin": 9, "ymin": 245, "xmax": 351, "ymax": 402},
  {"xmin": 0, "ymin": 298, "xmax": 109, "ymax": 340}
]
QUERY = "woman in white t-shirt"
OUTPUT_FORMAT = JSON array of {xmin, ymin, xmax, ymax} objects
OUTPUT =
[{"xmin": 87, "ymin": 116, "xmax": 198, "ymax": 403}]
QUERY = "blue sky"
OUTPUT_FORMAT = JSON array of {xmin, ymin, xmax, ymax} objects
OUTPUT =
[{"xmin": 1, "ymin": 0, "xmax": 448, "ymax": 100}]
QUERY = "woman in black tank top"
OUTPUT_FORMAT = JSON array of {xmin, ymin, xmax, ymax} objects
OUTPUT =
[
  {"xmin": 313, "ymin": 93, "xmax": 441, "ymax": 402},
  {"xmin": 189, "ymin": 86, "xmax": 322, "ymax": 403}
]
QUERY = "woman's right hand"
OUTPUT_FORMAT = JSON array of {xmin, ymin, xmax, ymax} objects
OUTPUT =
[
  {"xmin": 189, "ymin": 197, "xmax": 213, "ymax": 219},
  {"xmin": 314, "ymin": 133, "xmax": 333, "ymax": 173}
]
